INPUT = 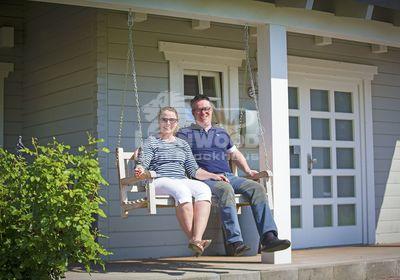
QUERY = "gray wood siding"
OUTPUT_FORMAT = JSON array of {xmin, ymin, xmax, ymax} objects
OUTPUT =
[
  {"xmin": 102, "ymin": 12, "xmax": 260, "ymax": 260},
  {"xmin": 0, "ymin": 0, "xmax": 24, "ymax": 150},
  {"xmin": 23, "ymin": 2, "xmax": 98, "ymax": 148},
  {"xmin": 285, "ymin": 33, "xmax": 400, "ymax": 244}
]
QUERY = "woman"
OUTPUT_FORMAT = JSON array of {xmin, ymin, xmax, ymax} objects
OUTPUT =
[{"xmin": 135, "ymin": 106, "xmax": 228, "ymax": 256}]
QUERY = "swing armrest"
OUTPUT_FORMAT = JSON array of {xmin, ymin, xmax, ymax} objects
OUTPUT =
[
  {"xmin": 120, "ymin": 170, "xmax": 157, "ymax": 186},
  {"xmin": 244, "ymin": 170, "xmax": 273, "ymax": 181}
]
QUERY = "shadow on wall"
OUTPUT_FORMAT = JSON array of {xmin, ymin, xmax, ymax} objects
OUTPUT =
[{"xmin": 374, "ymin": 138, "xmax": 400, "ymax": 242}]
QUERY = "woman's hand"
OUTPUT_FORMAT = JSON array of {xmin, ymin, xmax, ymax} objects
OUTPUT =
[{"xmin": 134, "ymin": 165, "xmax": 145, "ymax": 178}]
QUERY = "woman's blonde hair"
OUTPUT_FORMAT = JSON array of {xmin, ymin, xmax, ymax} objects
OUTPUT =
[{"xmin": 157, "ymin": 106, "xmax": 179, "ymax": 134}]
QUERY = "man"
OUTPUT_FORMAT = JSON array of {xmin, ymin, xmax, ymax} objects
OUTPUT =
[{"xmin": 176, "ymin": 95, "xmax": 291, "ymax": 256}]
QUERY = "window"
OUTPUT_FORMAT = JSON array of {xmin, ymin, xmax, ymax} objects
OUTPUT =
[
  {"xmin": 183, "ymin": 70, "xmax": 222, "ymax": 124},
  {"xmin": 159, "ymin": 41, "xmax": 245, "ymax": 125}
]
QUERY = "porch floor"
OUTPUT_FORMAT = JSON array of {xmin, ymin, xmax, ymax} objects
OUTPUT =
[{"xmin": 66, "ymin": 245, "xmax": 400, "ymax": 280}]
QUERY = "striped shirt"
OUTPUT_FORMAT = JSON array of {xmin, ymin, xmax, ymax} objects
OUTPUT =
[{"xmin": 138, "ymin": 136, "xmax": 199, "ymax": 179}]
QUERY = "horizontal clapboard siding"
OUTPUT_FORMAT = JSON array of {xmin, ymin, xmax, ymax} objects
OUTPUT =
[
  {"xmin": 286, "ymin": 32, "xmax": 400, "ymax": 245},
  {"xmin": 22, "ymin": 2, "xmax": 97, "ymax": 148}
]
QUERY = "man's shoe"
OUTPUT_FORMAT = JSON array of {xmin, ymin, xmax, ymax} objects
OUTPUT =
[
  {"xmin": 261, "ymin": 236, "xmax": 291, "ymax": 253},
  {"xmin": 226, "ymin": 241, "xmax": 251, "ymax": 256}
]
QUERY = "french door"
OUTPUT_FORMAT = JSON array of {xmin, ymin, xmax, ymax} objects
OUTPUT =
[{"xmin": 289, "ymin": 78, "xmax": 363, "ymax": 248}]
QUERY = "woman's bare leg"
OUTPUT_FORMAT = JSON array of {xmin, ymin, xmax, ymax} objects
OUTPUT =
[
  {"xmin": 175, "ymin": 202, "xmax": 193, "ymax": 239},
  {"xmin": 192, "ymin": 200, "xmax": 211, "ymax": 241}
]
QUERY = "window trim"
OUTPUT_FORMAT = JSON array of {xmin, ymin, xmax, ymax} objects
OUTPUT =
[{"xmin": 159, "ymin": 41, "xmax": 245, "ymax": 120}]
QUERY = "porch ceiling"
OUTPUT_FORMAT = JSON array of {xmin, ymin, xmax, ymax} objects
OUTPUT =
[
  {"xmin": 32, "ymin": 0, "xmax": 400, "ymax": 48},
  {"xmin": 258, "ymin": 0, "xmax": 400, "ymax": 26}
]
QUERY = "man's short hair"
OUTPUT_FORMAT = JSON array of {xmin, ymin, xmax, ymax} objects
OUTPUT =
[{"xmin": 190, "ymin": 95, "xmax": 210, "ymax": 109}]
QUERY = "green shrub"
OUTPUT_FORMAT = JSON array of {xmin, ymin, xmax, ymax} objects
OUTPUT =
[{"xmin": 0, "ymin": 137, "xmax": 110, "ymax": 279}]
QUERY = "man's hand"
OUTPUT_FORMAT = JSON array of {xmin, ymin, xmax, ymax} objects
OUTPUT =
[
  {"xmin": 245, "ymin": 169, "xmax": 259, "ymax": 178},
  {"xmin": 212, "ymin": 173, "xmax": 229, "ymax": 182}
]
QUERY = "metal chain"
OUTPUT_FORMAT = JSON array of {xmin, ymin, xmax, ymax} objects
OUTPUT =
[
  {"xmin": 244, "ymin": 25, "xmax": 271, "ymax": 171},
  {"xmin": 117, "ymin": 11, "xmax": 143, "ymax": 150}
]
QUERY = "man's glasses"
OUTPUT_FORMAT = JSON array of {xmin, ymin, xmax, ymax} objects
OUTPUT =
[
  {"xmin": 160, "ymin": 118, "xmax": 178, "ymax": 124},
  {"xmin": 194, "ymin": 107, "xmax": 212, "ymax": 113}
]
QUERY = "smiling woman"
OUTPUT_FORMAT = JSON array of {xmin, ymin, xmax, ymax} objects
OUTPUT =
[{"xmin": 133, "ymin": 106, "xmax": 229, "ymax": 256}]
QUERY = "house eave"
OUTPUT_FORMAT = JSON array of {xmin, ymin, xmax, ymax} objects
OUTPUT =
[{"xmin": 32, "ymin": 0, "xmax": 400, "ymax": 48}]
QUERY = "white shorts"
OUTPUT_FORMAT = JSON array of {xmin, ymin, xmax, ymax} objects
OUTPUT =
[{"xmin": 153, "ymin": 177, "xmax": 212, "ymax": 206}]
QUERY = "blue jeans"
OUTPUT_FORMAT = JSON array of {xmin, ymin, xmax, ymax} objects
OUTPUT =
[{"xmin": 203, "ymin": 173, "xmax": 277, "ymax": 244}]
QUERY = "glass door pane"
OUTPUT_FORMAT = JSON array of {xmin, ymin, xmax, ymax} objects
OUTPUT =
[
  {"xmin": 313, "ymin": 205, "xmax": 332, "ymax": 227},
  {"xmin": 311, "ymin": 118, "xmax": 330, "ymax": 140},
  {"xmin": 335, "ymin": 91, "xmax": 352, "ymax": 113},
  {"xmin": 335, "ymin": 120, "xmax": 353, "ymax": 141},
  {"xmin": 313, "ymin": 176, "xmax": 332, "ymax": 198},
  {"xmin": 310, "ymin": 89, "xmax": 329, "ymax": 111}
]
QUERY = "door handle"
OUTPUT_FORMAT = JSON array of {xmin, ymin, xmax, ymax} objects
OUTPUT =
[{"xmin": 307, "ymin": 154, "xmax": 317, "ymax": 174}]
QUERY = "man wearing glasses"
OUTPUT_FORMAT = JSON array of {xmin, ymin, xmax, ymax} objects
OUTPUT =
[{"xmin": 176, "ymin": 95, "xmax": 290, "ymax": 256}]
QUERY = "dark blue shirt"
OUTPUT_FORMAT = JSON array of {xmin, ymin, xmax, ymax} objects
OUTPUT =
[{"xmin": 176, "ymin": 124, "xmax": 236, "ymax": 173}]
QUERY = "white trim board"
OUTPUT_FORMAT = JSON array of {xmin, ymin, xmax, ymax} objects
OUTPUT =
[
  {"xmin": 288, "ymin": 56, "xmax": 378, "ymax": 81},
  {"xmin": 288, "ymin": 56, "xmax": 377, "ymax": 245},
  {"xmin": 159, "ymin": 41, "xmax": 245, "ymax": 67},
  {"xmin": 34, "ymin": 0, "xmax": 400, "ymax": 48}
]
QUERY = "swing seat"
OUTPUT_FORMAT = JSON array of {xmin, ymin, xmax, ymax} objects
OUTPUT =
[{"xmin": 116, "ymin": 147, "xmax": 272, "ymax": 218}]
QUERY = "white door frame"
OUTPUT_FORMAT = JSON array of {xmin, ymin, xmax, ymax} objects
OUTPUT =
[{"xmin": 288, "ymin": 56, "xmax": 378, "ymax": 244}]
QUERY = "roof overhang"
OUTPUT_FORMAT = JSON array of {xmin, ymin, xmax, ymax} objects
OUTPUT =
[{"xmin": 32, "ymin": 0, "xmax": 400, "ymax": 48}]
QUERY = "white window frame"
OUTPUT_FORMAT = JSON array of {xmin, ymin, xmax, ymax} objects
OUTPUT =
[
  {"xmin": 158, "ymin": 41, "xmax": 245, "ymax": 121},
  {"xmin": 0, "ymin": 62, "xmax": 14, "ymax": 148},
  {"xmin": 288, "ymin": 56, "xmax": 378, "ymax": 245}
]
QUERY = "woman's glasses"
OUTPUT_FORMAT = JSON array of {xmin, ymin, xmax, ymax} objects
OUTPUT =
[{"xmin": 160, "ymin": 118, "xmax": 178, "ymax": 124}]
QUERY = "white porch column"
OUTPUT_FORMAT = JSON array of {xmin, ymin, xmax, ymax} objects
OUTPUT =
[
  {"xmin": 0, "ymin": 62, "xmax": 14, "ymax": 147},
  {"xmin": 256, "ymin": 24, "xmax": 291, "ymax": 264}
]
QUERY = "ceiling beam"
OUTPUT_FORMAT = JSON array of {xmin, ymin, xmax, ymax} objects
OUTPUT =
[
  {"xmin": 314, "ymin": 36, "xmax": 332, "ymax": 46},
  {"xmin": 134, "ymin": 12, "xmax": 147, "ymax": 22},
  {"xmin": 371, "ymin": 44, "xmax": 387, "ymax": 53},
  {"xmin": 275, "ymin": 0, "xmax": 314, "ymax": 10},
  {"xmin": 365, "ymin": 4, "xmax": 374, "ymax": 20},
  {"xmin": 192, "ymin": 19, "xmax": 210, "ymax": 30},
  {"xmin": 334, "ymin": 0, "xmax": 374, "ymax": 19},
  {"xmin": 393, "ymin": 10, "xmax": 400, "ymax": 26}
]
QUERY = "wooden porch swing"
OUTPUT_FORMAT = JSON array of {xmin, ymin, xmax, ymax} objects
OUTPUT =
[{"xmin": 116, "ymin": 12, "xmax": 273, "ymax": 218}]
